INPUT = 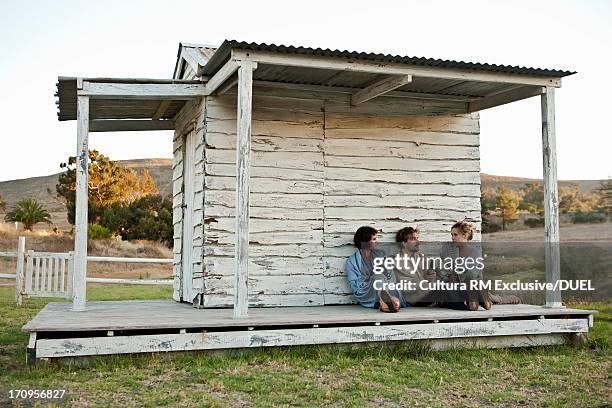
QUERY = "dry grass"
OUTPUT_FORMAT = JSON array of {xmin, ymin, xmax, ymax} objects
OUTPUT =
[
  {"xmin": 483, "ymin": 221, "xmax": 612, "ymax": 242},
  {"xmin": 0, "ymin": 223, "xmax": 172, "ymax": 280}
]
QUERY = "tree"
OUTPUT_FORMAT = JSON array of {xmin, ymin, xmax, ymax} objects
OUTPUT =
[
  {"xmin": 56, "ymin": 150, "xmax": 158, "ymax": 224},
  {"xmin": 596, "ymin": 178, "xmax": 612, "ymax": 218},
  {"xmin": 0, "ymin": 195, "xmax": 5, "ymax": 212},
  {"xmin": 558, "ymin": 184, "xmax": 599, "ymax": 213},
  {"xmin": 495, "ymin": 186, "xmax": 520, "ymax": 231},
  {"xmin": 519, "ymin": 182, "xmax": 544, "ymax": 214},
  {"xmin": 480, "ymin": 187, "xmax": 500, "ymax": 233},
  {"xmin": 127, "ymin": 195, "xmax": 173, "ymax": 244},
  {"xmin": 4, "ymin": 198, "xmax": 52, "ymax": 230},
  {"xmin": 100, "ymin": 194, "xmax": 173, "ymax": 245},
  {"xmin": 480, "ymin": 187, "xmax": 496, "ymax": 215}
]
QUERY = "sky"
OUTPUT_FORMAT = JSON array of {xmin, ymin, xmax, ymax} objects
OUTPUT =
[{"xmin": 0, "ymin": 0, "xmax": 610, "ymax": 182}]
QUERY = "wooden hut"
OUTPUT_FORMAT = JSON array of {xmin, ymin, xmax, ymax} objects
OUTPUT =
[{"xmin": 22, "ymin": 40, "xmax": 596, "ymax": 361}]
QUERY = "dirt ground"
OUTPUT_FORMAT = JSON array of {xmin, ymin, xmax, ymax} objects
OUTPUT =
[{"xmin": 484, "ymin": 222, "xmax": 612, "ymax": 241}]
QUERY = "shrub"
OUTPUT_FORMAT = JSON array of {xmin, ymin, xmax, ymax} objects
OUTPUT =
[
  {"xmin": 482, "ymin": 219, "xmax": 502, "ymax": 233},
  {"xmin": 571, "ymin": 211, "xmax": 606, "ymax": 224},
  {"xmin": 524, "ymin": 217, "xmax": 545, "ymax": 228},
  {"xmin": 88, "ymin": 223, "xmax": 112, "ymax": 240},
  {"xmin": 100, "ymin": 194, "xmax": 173, "ymax": 246}
]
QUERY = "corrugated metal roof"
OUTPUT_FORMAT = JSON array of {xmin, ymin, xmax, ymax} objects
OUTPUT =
[
  {"xmin": 201, "ymin": 40, "xmax": 575, "ymax": 78},
  {"xmin": 56, "ymin": 77, "xmax": 197, "ymax": 121},
  {"xmin": 194, "ymin": 46, "xmax": 217, "ymax": 62},
  {"xmin": 56, "ymin": 41, "xmax": 576, "ymax": 122}
]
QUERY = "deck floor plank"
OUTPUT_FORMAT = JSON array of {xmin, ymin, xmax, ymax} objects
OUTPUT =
[{"xmin": 22, "ymin": 301, "xmax": 596, "ymax": 332}]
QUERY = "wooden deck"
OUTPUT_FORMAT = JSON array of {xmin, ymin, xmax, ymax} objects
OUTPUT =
[{"xmin": 23, "ymin": 301, "xmax": 596, "ymax": 363}]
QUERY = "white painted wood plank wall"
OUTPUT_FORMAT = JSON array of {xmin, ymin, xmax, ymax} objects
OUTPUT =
[{"xmin": 172, "ymin": 85, "xmax": 481, "ymax": 307}]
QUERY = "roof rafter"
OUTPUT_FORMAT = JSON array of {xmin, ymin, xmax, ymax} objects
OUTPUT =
[
  {"xmin": 351, "ymin": 75, "xmax": 412, "ymax": 105},
  {"xmin": 468, "ymin": 86, "xmax": 545, "ymax": 112},
  {"xmin": 152, "ymin": 100, "xmax": 172, "ymax": 120}
]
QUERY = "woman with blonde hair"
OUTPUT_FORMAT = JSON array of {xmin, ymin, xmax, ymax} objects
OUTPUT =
[{"xmin": 438, "ymin": 221, "xmax": 492, "ymax": 311}]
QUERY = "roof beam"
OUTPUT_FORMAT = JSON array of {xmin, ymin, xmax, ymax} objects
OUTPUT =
[
  {"xmin": 251, "ymin": 80, "xmax": 474, "ymax": 101},
  {"xmin": 89, "ymin": 119, "xmax": 175, "ymax": 132},
  {"xmin": 468, "ymin": 86, "xmax": 546, "ymax": 112},
  {"xmin": 79, "ymin": 82, "xmax": 206, "ymax": 100},
  {"xmin": 152, "ymin": 100, "xmax": 172, "ymax": 120},
  {"xmin": 351, "ymin": 75, "xmax": 412, "ymax": 105},
  {"xmin": 61, "ymin": 77, "xmax": 202, "ymax": 84},
  {"xmin": 231, "ymin": 49, "xmax": 562, "ymax": 87},
  {"xmin": 205, "ymin": 60, "xmax": 240, "ymax": 95},
  {"xmin": 216, "ymin": 76, "xmax": 239, "ymax": 95}
]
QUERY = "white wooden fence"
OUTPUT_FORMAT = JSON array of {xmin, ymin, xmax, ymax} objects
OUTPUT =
[
  {"xmin": 24, "ymin": 251, "xmax": 73, "ymax": 298},
  {"xmin": 0, "ymin": 237, "xmax": 173, "ymax": 305}
]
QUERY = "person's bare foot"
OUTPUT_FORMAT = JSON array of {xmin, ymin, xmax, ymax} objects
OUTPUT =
[
  {"xmin": 490, "ymin": 294, "xmax": 521, "ymax": 304},
  {"xmin": 467, "ymin": 290, "xmax": 480, "ymax": 311},
  {"xmin": 391, "ymin": 296, "xmax": 401, "ymax": 312},
  {"xmin": 379, "ymin": 292, "xmax": 400, "ymax": 312},
  {"xmin": 480, "ymin": 290, "xmax": 492, "ymax": 310}
]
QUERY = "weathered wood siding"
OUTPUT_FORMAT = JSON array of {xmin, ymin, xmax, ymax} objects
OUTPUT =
[
  {"xmin": 202, "ymin": 89, "xmax": 326, "ymax": 307},
  {"xmin": 322, "ymin": 105, "xmax": 481, "ymax": 303},
  {"xmin": 172, "ymin": 98, "xmax": 206, "ymax": 302},
  {"xmin": 172, "ymin": 85, "xmax": 481, "ymax": 307}
]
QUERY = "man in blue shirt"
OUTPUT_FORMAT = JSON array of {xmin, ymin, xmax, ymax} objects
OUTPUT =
[{"xmin": 345, "ymin": 226, "xmax": 405, "ymax": 312}]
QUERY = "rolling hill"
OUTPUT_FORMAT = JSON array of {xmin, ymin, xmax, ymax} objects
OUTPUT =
[
  {"xmin": 0, "ymin": 159, "xmax": 172, "ymax": 229},
  {"xmin": 0, "ymin": 160, "xmax": 604, "ymax": 229},
  {"xmin": 480, "ymin": 173, "xmax": 602, "ymax": 193}
]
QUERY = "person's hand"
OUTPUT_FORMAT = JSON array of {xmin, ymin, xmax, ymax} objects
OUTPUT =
[
  {"xmin": 448, "ymin": 273, "xmax": 459, "ymax": 283},
  {"xmin": 425, "ymin": 270, "xmax": 436, "ymax": 283}
]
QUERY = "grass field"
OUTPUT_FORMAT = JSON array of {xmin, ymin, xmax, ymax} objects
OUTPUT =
[{"xmin": 0, "ymin": 286, "xmax": 610, "ymax": 407}]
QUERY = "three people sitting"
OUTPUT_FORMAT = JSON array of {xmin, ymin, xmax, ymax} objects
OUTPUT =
[{"xmin": 346, "ymin": 221, "xmax": 511, "ymax": 313}]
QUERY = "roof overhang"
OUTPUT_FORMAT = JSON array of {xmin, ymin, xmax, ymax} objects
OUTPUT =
[
  {"xmin": 56, "ymin": 40, "xmax": 576, "ymax": 129},
  {"xmin": 198, "ymin": 40, "xmax": 573, "ymax": 112},
  {"xmin": 56, "ymin": 77, "xmax": 206, "ymax": 131}
]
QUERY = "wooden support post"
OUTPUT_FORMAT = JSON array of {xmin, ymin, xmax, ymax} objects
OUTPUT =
[
  {"xmin": 26, "ymin": 332, "xmax": 37, "ymax": 367},
  {"xmin": 541, "ymin": 86, "xmax": 562, "ymax": 308},
  {"xmin": 14, "ymin": 236, "xmax": 25, "ymax": 305},
  {"xmin": 73, "ymin": 94, "xmax": 89, "ymax": 311},
  {"xmin": 25, "ymin": 250, "xmax": 33, "ymax": 295},
  {"xmin": 233, "ymin": 61, "xmax": 256, "ymax": 319}
]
